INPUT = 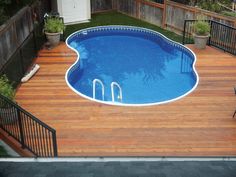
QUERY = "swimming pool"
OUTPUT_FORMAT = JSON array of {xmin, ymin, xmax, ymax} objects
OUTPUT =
[{"xmin": 66, "ymin": 26, "xmax": 199, "ymax": 106}]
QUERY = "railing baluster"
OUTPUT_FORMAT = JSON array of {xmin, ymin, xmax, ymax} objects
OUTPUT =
[
  {"xmin": 23, "ymin": 114, "xmax": 29, "ymax": 149},
  {"xmin": 44, "ymin": 128, "xmax": 49, "ymax": 157},
  {"xmin": 42, "ymin": 125, "xmax": 46, "ymax": 157},
  {"xmin": 33, "ymin": 120, "xmax": 39, "ymax": 156},
  {"xmin": 30, "ymin": 119, "xmax": 36, "ymax": 156},
  {"xmin": 48, "ymin": 132, "xmax": 52, "ymax": 157},
  {"xmin": 38, "ymin": 124, "xmax": 44, "ymax": 157}
]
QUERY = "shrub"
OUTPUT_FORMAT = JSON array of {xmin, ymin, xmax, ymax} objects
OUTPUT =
[
  {"xmin": 0, "ymin": 75, "xmax": 15, "ymax": 101},
  {"xmin": 221, "ymin": 11, "xmax": 236, "ymax": 17},
  {"xmin": 193, "ymin": 20, "xmax": 210, "ymax": 36},
  {"xmin": 44, "ymin": 17, "xmax": 65, "ymax": 33}
]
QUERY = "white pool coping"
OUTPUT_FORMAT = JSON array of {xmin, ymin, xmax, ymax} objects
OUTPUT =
[{"xmin": 65, "ymin": 25, "xmax": 199, "ymax": 107}]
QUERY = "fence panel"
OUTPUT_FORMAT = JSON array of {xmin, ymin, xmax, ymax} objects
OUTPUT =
[
  {"xmin": 15, "ymin": 9, "xmax": 32, "ymax": 45},
  {"xmin": 0, "ymin": 95, "xmax": 58, "ymax": 157},
  {"xmin": 91, "ymin": 0, "xmax": 113, "ymax": 13},
  {"xmin": 139, "ymin": 1, "xmax": 163, "ymax": 27},
  {"xmin": 166, "ymin": 3, "xmax": 195, "ymax": 33},
  {"xmin": 0, "ymin": 24, "xmax": 18, "ymax": 69},
  {"xmin": 166, "ymin": 1, "xmax": 235, "ymax": 34},
  {"xmin": 116, "ymin": 0, "xmax": 137, "ymax": 17}
]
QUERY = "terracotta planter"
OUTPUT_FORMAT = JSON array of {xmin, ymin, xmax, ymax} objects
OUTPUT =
[
  {"xmin": 45, "ymin": 32, "xmax": 61, "ymax": 47},
  {"xmin": 193, "ymin": 34, "xmax": 210, "ymax": 49}
]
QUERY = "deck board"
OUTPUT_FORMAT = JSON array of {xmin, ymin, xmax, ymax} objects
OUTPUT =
[{"xmin": 15, "ymin": 43, "xmax": 236, "ymax": 156}]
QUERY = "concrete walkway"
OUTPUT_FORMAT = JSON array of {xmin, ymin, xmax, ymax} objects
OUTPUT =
[{"xmin": 0, "ymin": 160, "xmax": 236, "ymax": 177}]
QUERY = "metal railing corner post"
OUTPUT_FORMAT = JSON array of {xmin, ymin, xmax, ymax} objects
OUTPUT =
[
  {"xmin": 182, "ymin": 20, "xmax": 187, "ymax": 45},
  {"xmin": 52, "ymin": 130, "xmax": 58, "ymax": 157},
  {"xmin": 17, "ymin": 109, "xmax": 25, "ymax": 148},
  {"xmin": 208, "ymin": 20, "xmax": 213, "ymax": 46}
]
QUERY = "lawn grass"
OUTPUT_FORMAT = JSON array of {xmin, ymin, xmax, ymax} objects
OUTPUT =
[{"xmin": 65, "ymin": 11, "xmax": 182, "ymax": 43}]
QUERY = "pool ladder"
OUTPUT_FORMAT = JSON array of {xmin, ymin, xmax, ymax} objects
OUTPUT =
[
  {"xmin": 93, "ymin": 79, "xmax": 105, "ymax": 100},
  {"xmin": 92, "ymin": 79, "xmax": 122, "ymax": 102},
  {"xmin": 111, "ymin": 82, "xmax": 122, "ymax": 102}
]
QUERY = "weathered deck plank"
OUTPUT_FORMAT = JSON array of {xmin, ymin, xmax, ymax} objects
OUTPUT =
[{"xmin": 15, "ymin": 43, "xmax": 236, "ymax": 156}]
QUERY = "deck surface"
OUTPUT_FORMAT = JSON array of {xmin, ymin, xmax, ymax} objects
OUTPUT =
[{"xmin": 15, "ymin": 43, "xmax": 236, "ymax": 156}]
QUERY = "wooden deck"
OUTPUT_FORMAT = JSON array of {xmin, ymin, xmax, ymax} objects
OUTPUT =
[{"xmin": 15, "ymin": 43, "xmax": 236, "ymax": 156}]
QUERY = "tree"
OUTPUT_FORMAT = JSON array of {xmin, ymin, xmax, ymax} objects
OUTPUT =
[{"xmin": 0, "ymin": 0, "xmax": 11, "ymax": 25}]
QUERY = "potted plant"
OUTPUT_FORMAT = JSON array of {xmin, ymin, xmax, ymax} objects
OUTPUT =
[
  {"xmin": 193, "ymin": 19, "xmax": 210, "ymax": 49},
  {"xmin": 0, "ymin": 75, "xmax": 16, "ymax": 124},
  {"xmin": 44, "ymin": 16, "xmax": 65, "ymax": 47}
]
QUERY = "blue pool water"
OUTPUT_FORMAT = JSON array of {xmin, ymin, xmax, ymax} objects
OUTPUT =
[{"xmin": 66, "ymin": 26, "xmax": 198, "ymax": 106}]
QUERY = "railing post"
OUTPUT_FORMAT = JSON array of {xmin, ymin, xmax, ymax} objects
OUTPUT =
[
  {"xmin": 52, "ymin": 130, "xmax": 58, "ymax": 157},
  {"xmin": 182, "ymin": 20, "xmax": 187, "ymax": 45},
  {"xmin": 17, "ymin": 109, "xmax": 25, "ymax": 148},
  {"xmin": 208, "ymin": 20, "xmax": 213, "ymax": 46}
]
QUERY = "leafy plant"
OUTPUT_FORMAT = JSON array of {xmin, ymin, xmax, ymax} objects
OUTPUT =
[
  {"xmin": 44, "ymin": 17, "xmax": 65, "ymax": 33},
  {"xmin": 193, "ymin": 19, "xmax": 210, "ymax": 36},
  {"xmin": 221, "ymin": 11, "xmax": 236, "ymax": 17},
  {"xmin": 0, "ymin": 0, "xmax": 11, "ymax": 25},
  {"xmin": 0, "ymin": 75, "xmax": 15, "ymax": 101}
]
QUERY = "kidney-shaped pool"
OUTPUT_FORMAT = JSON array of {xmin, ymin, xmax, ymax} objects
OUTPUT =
[{"xmin": 66, "ymin": 26, "xmax": 199, "ymax": 106}]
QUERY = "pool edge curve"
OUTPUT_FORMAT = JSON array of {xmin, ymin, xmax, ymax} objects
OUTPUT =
[{"xmin": 65, "ymin": 25, "xmax": 199, "ymax": 107}]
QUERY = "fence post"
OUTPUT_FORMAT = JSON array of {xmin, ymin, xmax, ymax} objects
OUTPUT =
[
  {"xmin": 32, "ymin": 29, "xmax": 38, "ymax": 56},
  {"xmin": 17, "ymin": 109, "xmax": 25, "ymax": 148},
  {"xmin": 19, "ymin": 49, "xmax": 26, "ymax": 75},
  {"xmin": 182, "ymin": 20, "xmax": 186, "ymax": 45},
  {"xmin": 52, "ymin": 130, "xmax": 58, "ymax": 157},
  {"xmin": 162, "ymin": 0, "xmax": 167, "ymax": 28}
]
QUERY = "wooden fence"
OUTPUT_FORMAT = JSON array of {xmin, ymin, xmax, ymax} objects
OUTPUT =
[
  {"xmin": 91, "ymin": 0, "xmax": 113, "ymax": 13},
  {"xmin": 0, "ymin": 0, "xmax": 50, "ymax": 70},
  {"xmin": 165, "ymin": 1, "xmax": 236, "ymax": 34},
  {"xmin": 93, "ymin": 0, "xmax": 236, "ymax": 34},
  {"xmin": 0, "ymin": 7, "xmax": 33, "ymax": 69},
  {"xmin": 0, "ymin": 0, "xmax": 50, "ymax": 85}
]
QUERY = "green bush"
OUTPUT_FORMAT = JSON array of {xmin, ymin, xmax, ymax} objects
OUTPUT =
[
  {"xmin": 221, "ymin": 11, "xmax": 236, "ymax": 17},
  {"xmin": 44, "ymin": 17, "xmax": 65, "ymax": 33},
  {"xmin": 193, "ymin": 20, "xmax": 210, "ymax": 36},
  {"xmin": 0, "ymin": 75, "xmax": 15, "ymax": 101},
  {"xmin": 198, "ymin": 1, "xmax": 222, "ymax": 13}
]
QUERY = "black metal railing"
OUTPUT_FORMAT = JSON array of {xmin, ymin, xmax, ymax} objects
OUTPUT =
[
  {"xmin": 183, "ymin": 20, "xmax": 236, "ymax": 55},
  {"xmin": 0, "ymin": 95, "xmax": 58, "ymax": 157}
]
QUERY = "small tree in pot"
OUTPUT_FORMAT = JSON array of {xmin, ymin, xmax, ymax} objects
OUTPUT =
[
  {"xmin": 44, "ymin": 16, "xmax": 65, "ymax": 47},
  {"xmin": 193, "ymin": 18, "xmax": 210, "ymax": 49}
]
